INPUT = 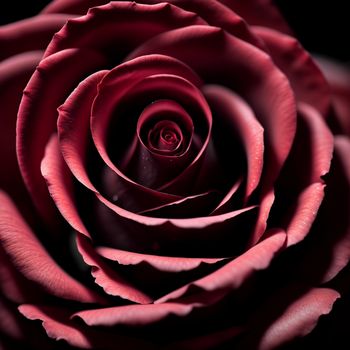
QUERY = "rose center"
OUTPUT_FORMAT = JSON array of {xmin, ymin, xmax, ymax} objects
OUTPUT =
[{"xmin": 148, "ymin": 120, "xmax": 183, "ymax": 153}]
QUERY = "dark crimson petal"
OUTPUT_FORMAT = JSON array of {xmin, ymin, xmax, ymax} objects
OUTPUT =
[
  {"xmin": 95, "ymin": 190, "xmax": 257, "ymax": 256},
  {"xmin": 285, "ymin": 183, "xmax": 325, "ymax": 247},
  {"xmin": 42, "ymin": 0, "xmax": 263, "ymax": 49},
  {"xmin": 0, "ymin": 298, "xmax": 25, "ymax": 340},
  {"xmin": 43, "ymin": 2, "xmax": 206, "ymax": 59},
  {"xmin": 316, "ymin": 56, "xmax": 350, "ymax": 136},
  {"xmin": 0, "ymin": 191, "xmax": 103, "ymax": 304},
  {"xmin": 253, "ymin": 26, "xmax": 331, "ymax": 116},
  {"xmin": 296, "ymin": 103, "xmax": 334, "ymax": 184},
  {"xmin": 0, "ymin": 51, "xmax": 42, "ymax": 216},
  {"xmin": 139, "ymin": 0, "xmax": 264, "ymax": 48},
  {"xmin": 237, "ymin": 287, "xmax": 340, "ymax": 349},
  {"xmin": 98, "ymin": 192, "xmax": 256, "ymax": 229},
  {"xmin": 295, "ymin": 136, "xmax": 350, "ymax": 284},
  {"xmin": 41, "ymin": 135, "xmax": 91, "ymax": 238},
  {"xmin": 138, "ymin": 191, "xmax": 219, "ymax": 218},
  {"xmin": 0, "ymin": 14, "xmax": 72, "ymax": 61},
  {"xmin": 219, "ymin": 0, "xmax": 293, "ymax": 35},
  {"xmin": 17, "ymin": 48, "xmax": 106, "ymax": 224},
  {"xmin": 76, "ymin": 235, "xmax": 152, "ymax": 304},
  {"xmin": 73, "ymin": 302, "xmax": 200, "ymax": 327},
  {"xmin": 57, "ymin": 70, "xmax": 108, "ymax": 192},
  {"xmin": 210, "ymin": 177, "xmax": 243, "ymax": 215},
  {"xmin": 156, "ymin": 230, "xmax": 286, "ymax": 303},
  {"xmin": 203, "ymin": 85, "xmax": 264, "ymax": 201},
  {"xmin": 266, "ymin": 103, "xmax": 334, "ymax": 246},
  {"xmin": 0, "ymin": 246, "xmax": 46, "ymax": 303},
  {"xmin": 19, "ymin": 305, "xmax": 156, "ymax": 349},
  {"xmin": 97, "ymin": 246, "xmax": 225, "ymax": 273},
  {"xmin": 128, "ymin": 25, "xmax": 296, "ymax": 242}
]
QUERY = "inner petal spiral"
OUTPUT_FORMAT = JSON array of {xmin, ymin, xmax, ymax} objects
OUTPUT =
[{"xmin": 137, "ymin": 99, "xmax": 193, "ymax": 157}]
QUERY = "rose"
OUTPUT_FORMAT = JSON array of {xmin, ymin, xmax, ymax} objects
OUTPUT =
[{"xmin": 0, "ymin": 1, "xmax": 349, "ymax": 349}]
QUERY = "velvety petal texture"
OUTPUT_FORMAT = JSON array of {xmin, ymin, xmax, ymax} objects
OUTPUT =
[{"xmin": 0, "ymin": 1, "xmax": 349, "ymax": 349}]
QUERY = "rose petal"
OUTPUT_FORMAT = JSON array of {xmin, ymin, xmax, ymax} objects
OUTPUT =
[
  {"xmin": 141, "ymin": 0, "xmax": 263, "ymax": 48},
  {"xmin": 76, "ymin": 235, "xmax": 152, "ymax": 304},
  {"xmin": 0, "ymin": 297, "xmax": 55, "ymax": 349},
  {"xmin": 0, "ymin": 191, "xmax": 102, "ymax": 304},
  {"xmin": 57, "ymin": 70, "xmax": 108, "ymax": 192},
  {"xmin": 95, "ymin": 194, "xmax": 257, "ymax": 256},
  {"xmin": 253, "ymin": 102, "xmax": 333, "ymax": 245},
  {"xmin": 286, "ymin": 182, "xmax": 326, "ymax": 246},
  {"xmin": 0, "ymin": 246, "xmax": 46, "ymax": 303},
  {"xmin": 139, "ymin": 191, "xmax": 219, "ymax": 218},
  {"xmin": 210, "ymin": 177, "xmax": 243, "ymax": 215},
  {"xmin": 42, "ymin": 0, "xmax": 263, "ymax": 49},
  {"xmin": 41, "ymin": 134, "xmax": 91, "ymax": 238},
  {"xmin": 0, "ymin": 297, "xmax": 24, "ymax": 340},
  {"xmin": 254, "ymin": 26, "xmax": 330, "ymax": 116},
  {"xmin": 73, "ymin": 302, "xmax": 200, "ymax": 327},
  {"xmin": 297, "ymin": 136, "xmax": 350, "ymax": 284},
  {"xmin": 156, "ymin": 229, "xmax": 286, "ymax": 303},
  {"xmin": 17, "ymin": 48, "xmax": 106, "ymax": 225},
  {"xmin": 203, "ymin": 85, "xmax": 264, "ymax": 200},
  {"xmin": 43, "ymin": 2, "xmax": 205, "ymax": 59},
  {"xmin": 238, "ymin": 287, "xmax": 340, "ymax": 349},
  {"xmin": 0, "ymin": 14, "xmax": 72, "ymax": 61},
  {"xmin": 315, "ymin": 56, "xmax": 350, "ymax": 136},
  {"xmin": 18, "ymin": 305, "xmax": 93, "ymax": 349},
  {"xmin": 19, "ymin": 304, "xmax": 155, "ymax": 349},
  {"xmin": 97, "ymin": 246, "xmax": 225, "ymax": 273},
  {"xmin": 0, "ymin": 51, "xmax": 42, "ymax": 215},
  {"xmin": 297, "ymin": 103, "xmax": 334, "ymax": 183}
]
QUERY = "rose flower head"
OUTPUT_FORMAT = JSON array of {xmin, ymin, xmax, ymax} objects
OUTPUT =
[{"xmin": 0, "ymin": 1, "xmax": 349, "ymax": 349}]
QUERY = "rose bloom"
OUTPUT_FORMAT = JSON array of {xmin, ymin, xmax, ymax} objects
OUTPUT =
[{"xmin": 0, "ymin": 0, "xmax": 349, "ymax": 349}]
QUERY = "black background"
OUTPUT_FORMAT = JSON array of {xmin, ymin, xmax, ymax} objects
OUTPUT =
[{"xmin": 1, "ymin": 1, "xmax": 349, "ymax": 62}]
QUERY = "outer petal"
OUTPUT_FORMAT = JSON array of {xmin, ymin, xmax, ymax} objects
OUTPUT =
[
  {"xmin": 156, "ymin": 230, "xmax": 286, "ymax": 303},
  {"xmin": 0, "ymin": 191, "xmax": 102, "ymax": 304},
  {"xmin": 0, "ymin": 51, "xmax": 42, "ymax": 215},
  {"xmin": 253, "ymin": 27, "xmax": 330, "ymax": 116},
  {"xmin": 73, "ymin": 302, "xmax": 200, "ymax": 327},
  {"xmin": 267, "ymin": 103, "xmax": 334, "ymax": 246},
  {"xmin": 316, "ymin": 56, "xmax": 350, "ymax": 136},
  {"xmin": 203, "ymin": 85, "xmax": 264, "ymax": 200},
  {"xmin": 297, "ymin": 136, "xmax": 350, "ymax": 283},
  {"xmin": 57, "ymin": 69, "xmax": 108, "ymax": 192},
  {"xmin": 43, "ymin": 2, "xmax": 205, "ymax": 59},
  {"xmin": 17, "ymin": 48, "xmax": 106, "ymax": 224},
  {"xmin": 76, "ymin": 235, "xmax": 152, "ymax": 304},
  {"xmin": 97, "ymin": 246, "xmax": 224, "ymax": 273},
  {"xmin": 42, "ymin": 0, "xmax": 263, "ymax": 49},
  {"xmin": 19, "ymin": 304, "xmax": 156, "ymax": 349},
  {"xmin": 0, "ymin": 14, "xmax": 71, "ymax": 61},
  {"xmin": 237, "ymin": 287, "xmax": 340, "ymax": 349}
]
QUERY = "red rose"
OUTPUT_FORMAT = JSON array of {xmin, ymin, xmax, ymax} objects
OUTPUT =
[{"xmin": 0, "ymin": 1, "xmax": 349, "ymax": 349}]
